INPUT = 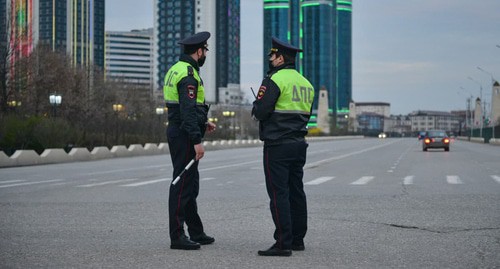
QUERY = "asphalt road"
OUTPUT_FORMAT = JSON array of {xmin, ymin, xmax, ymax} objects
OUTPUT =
[{"xmin": 1, "ymin": 138, "xmax": 499, "ymax": 268}]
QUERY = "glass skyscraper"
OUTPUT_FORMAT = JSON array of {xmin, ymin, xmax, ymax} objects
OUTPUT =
[
  {"xmin": 263, "ymin": 0, "xmax": 289, "ymax": 75},
  {"xmin": 301, "ymin": 1, "xmax": 337, "ymax": 113},
  {"xmin": 262, "ymin": 0, "xmax": 352, "ymax": 117},
  {"xmin": 336, "ymin": 0, "xmax": 352, "ymax": 112},
  {"xmin": 155, "ymin": 0, "xmax": 240, "ymax": 104},
  {"xmin": 4, "ymin": 0, "xmax": 105, "ymax": 68}
]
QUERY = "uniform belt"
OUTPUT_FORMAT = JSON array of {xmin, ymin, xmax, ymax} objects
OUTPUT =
[{"xmin": 264, "ymin": 137, "xmax": 305, "ymax": 146}]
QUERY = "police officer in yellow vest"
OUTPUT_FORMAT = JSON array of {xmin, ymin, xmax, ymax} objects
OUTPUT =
[
  {"xmin": 252, "ymin": 37, "xmax": 314, "ymax": 257},
  {"xmin": 163, "ymin": 31, "xmax": 216, "ymax": 250}
]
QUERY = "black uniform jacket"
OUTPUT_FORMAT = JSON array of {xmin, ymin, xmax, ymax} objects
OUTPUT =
[
  {"xmin": 252, "ymin": 63, "xmax": 311, "ymax": 143},
  {"xmin": 166, "ymin": 54, "xmax": 209, "ymax": 145}
]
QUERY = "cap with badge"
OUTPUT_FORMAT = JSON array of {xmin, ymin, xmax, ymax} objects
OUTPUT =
[
  {"xmin": 268, "ymin": 37, "xmax": 302, "ymax": 57},
  {"xmin": 179, "ymin": 31, "xmax": 211, "ymax": 52}
]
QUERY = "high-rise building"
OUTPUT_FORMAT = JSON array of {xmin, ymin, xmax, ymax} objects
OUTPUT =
[
  {"xmin": 6, "ymin": 0, "xmax": 34, "ymax": 64},
  {"xmin": 155, "ymin": 0, "xmax": 240, "ymax": 104},
  {"xmin": 263, "ymin": 0, "xmax": 352, "ymax": 119},
  {"xmin": 301, "ymin": 1, "xmax": 337, "ymax": 114},
  {"xmin": 105, "ymin": 29, "xmax": 154, "ymax": 89},
  {"xmin": 0, "ymin": 0, "xmax": 8, "ymax": 52},
  {"xmin": 4, "ymin": 0, "xmax": 105, "ymax": 68},
  {"xmin": 263, "ymin": 0, "xmax": 290, "ymax": 75},
  {"xmin": 336, "ymin": 0, "xmax": 352, "ymax": 113}
]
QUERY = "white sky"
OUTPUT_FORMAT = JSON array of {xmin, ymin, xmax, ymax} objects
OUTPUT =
[{"xmin": 106, "ymin": 0, "xmax": 500, "ymax": 115}]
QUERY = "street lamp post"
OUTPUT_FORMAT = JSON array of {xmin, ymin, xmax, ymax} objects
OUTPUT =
[
  {"xmin": 156, "ymin": 107, "xmax": 165, "ymax": 142},
  {"xmin": 112, "ymin": 103, "xmax": 124, "ymax": 143},
  {"xmin": 7, "ymin": 100, "xmax": 21, "ymax": 112},
  {"xmin": 459, "ymin": 86, "xmax": 473, "ymax": 137},
  {"xmin": 49, "ymin": 93, "xmax": 62, "ymax": 117},
  {"xmin": 477, "ymin": 66, "xmax": 496, "ymax": 127},
  {"xmin": 222, "ymin": 111, "xmax": 236, "ymax": 139},
  {"xmin": 468, "ymin": 76, "xmax": 483, "ymax": 137}
]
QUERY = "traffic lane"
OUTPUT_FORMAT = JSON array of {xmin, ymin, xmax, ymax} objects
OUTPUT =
[
  {"xmin": 301, "ymin": 139, "xmax": 499, "ymax": 267},
  {"xmin": 396, "ymin": 139, "xmax": 500, "ymax": 195},
  {"xmin": 1, "ymin": 141, "xmax": 499, "ymax": 268},
  {"xmin": 451, "ymin": 140, "xmax": 500, "ymax": 175},
  {"xmin": 0, "ymin": 154, "xmax": 172, "ymax": 183},
  {"xmin": 305, "ymin": 138, "xmax": 401, "ymax": 166},
  {"xmin": 303, "ymin": 138, "xmax": 414, "ymax": 190},
  {"xmin": 306, "ymin": 194, "xmax": 499, "ymax": 268},
  {"xmin": 303, "ymin": 138, "xmax": 500, "ymax": 227}
]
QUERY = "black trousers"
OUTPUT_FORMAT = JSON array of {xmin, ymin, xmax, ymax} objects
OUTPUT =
[
  {"xmin": 263, "ymin": 140, "xmax": 308, "ymax": 249},
  {"xmin": 167, "ymin": 125, "xmax": 204, "ymax": 241}
]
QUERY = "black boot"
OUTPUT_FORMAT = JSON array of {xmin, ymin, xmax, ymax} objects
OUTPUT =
[
  {"xmin": 170, "ymin": 235, "xmax": 201, "ymax": 250},
  {"xmin": 190, "ymin": 233, "xmax": 215, "ymax": 245},
  {"xmin": 292, "ymin": 240, "xmax": 305, "ymax": 251},
  {"xmin": 258, "ymin": 243, "xmax": 292, "ymax": 257}
]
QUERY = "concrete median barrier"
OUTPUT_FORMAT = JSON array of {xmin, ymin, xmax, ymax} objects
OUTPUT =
[
  {"xmin": 128, "ymin": 144, "xmax": 146, "ymax": 155},
  {"xmin": 144, "ymin": 143, "xmax": 162, "ymax": 155},
  {"xmin": 40, "ymin": 149, "xmax": 72, "ymax": 164},
  {"xmin": 11, "ymin": 150, "xmax": 41, "ymax": 167},
  {"xmin": 111, "ymin": 145, "xmax": 132, "ymax": 158},
  {"xmin": 0, "ymin": 136, "xmax": 391, "ymax": 168},
  {"xmin": 91, "ymin": 147, "xmax": 113, "ymax": 160},
  {"xmin": 0, "ymin": 151, "xmax": 15, "ymax": 168},
  {"xmin": 489, "ymin": 138, "xmax": 500, "ymax": 145},
  {"xmin": 69, "ymin": 148, "xmax": 91, "ymax": 162},
  {"xmin": 158, "ymin": 143, "xmax": 170, "ymax": 154}
]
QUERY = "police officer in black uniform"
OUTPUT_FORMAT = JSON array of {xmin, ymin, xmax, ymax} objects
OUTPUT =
[
  {"xmin": 252, "ymin": 37, "xmax": 315, "ymax": 257},
  {"xmin": 163, "ymin": 32, "xmax": 216, "ymax": 250}
]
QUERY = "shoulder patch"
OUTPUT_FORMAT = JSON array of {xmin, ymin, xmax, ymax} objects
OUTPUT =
[
  {"xmin": 187, "ymin": 85, "xmax": 196, "ymax": 99},
  {"xmin": 187, "ymin": 66, "xmax": 194, "ymax": 76},
  {"xmin": 257, "ymin": 86, "xmax": 267, "ymax": 100}
]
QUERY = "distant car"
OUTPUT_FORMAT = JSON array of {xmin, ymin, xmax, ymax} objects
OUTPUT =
[
  {"xmin": 378, "ymin": 132, "xmax": 387, "ymax": 139},
  {"xmin": 418, "ymin": 131, "xmax": 426, "ymax": 140},
  {"xmin": 422, "ymin": 130, "xmax": 450, "ymax": 151}
]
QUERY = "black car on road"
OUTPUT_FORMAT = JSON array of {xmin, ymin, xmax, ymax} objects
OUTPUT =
[{"xmin": 422, "ymin": 130, "xmax": 450, "ymax": 151}]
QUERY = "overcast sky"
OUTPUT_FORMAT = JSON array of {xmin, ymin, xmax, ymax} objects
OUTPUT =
[{"xmin": 106, "ymin": 0, "xmax": 500, "ymax": 115}]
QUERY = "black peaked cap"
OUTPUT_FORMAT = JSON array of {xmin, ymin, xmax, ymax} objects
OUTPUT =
[
  {"xmin": 179, "ymin": 31, "xmax": 211, "ymax": 51},
  {"xmin": 268, "ymin": 37, "xmax": 302, "ymax": 57}
]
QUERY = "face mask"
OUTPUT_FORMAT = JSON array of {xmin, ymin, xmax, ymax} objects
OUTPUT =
[
  {"xmin": 198, "ymin": 55, "xmax": 206, "ymax": 67},
  {"xmin": 268, "ymin": 60, "xmax": 274, "ymax": 70}
]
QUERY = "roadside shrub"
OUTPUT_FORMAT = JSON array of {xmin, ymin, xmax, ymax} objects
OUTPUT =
[{"xmin": 0, "ymin": 115, "xmax": 79, "ymax": 155}]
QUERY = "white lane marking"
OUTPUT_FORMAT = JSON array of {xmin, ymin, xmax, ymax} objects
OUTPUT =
[
  {"xmin": 0, "ymin": 180, "xmax": 25, "ymax": 184},
  {"xmin": 491, "ymin": 175, "xmax": 500, "ymax": 184},
  {"xmin": 50, "ymin": 182, "xmax": 69, "ymax": 186},
  {"xmin": 0, "ymin": 179, "xmax": 63, "ymax": 188},
  {"xmin": 121, "ymin": 178, "xmax": 169, "ymax": 187},
  {"xmin": 350, "ymin": 176, "xmax": 374, "ymax": 185},
  {"xmin": 77, "ymin": 178, "xmax": 138, "ymax": 187},
  {"xmin": 305, "ymin": 140, "xmax": 400, "ymax": 169},
  {"xmin": 403, "ymin": 176, "xmax": 414, "ymax": 185},
  {"xmin": 305, "ymin": 177, "xmax": 335, "ymax": 185},
  {"xmin": 83, "ymin": 164, "xmax": 167, "ymax": 176},
  {"xmin": 199, "ymin": 160, "xmax": 260, "ymax": 172},
  {"xmin": 201, "ymin": 177, "xmax": 215, "ymax": 181},
  {"xmin": 446, "ymin": 175, "xmax": 463, "ymax": 184}
]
